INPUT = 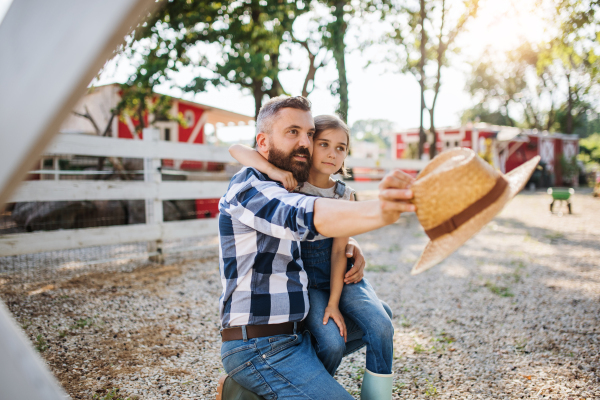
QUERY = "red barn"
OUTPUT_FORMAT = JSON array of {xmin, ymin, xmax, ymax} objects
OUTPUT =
[
  {"xmin": 391, "ymin": 123, "xmax": 579, "ymax": 186},
  {"xmin": 61, "ymin": 83, "xmax": 254, "ymax": 218}
]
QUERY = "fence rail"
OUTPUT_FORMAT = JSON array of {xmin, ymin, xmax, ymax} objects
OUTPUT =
[
  {"xmin": 9, "ymin": 180, "xmax": 231, "ymax": 202},
  {"xmin": 1, "ymin": 131, "xmax": 426, "ymax": 259},
  {"xmin": 45, "ymin": 131, "xmax": 235, "ymax": 162}
]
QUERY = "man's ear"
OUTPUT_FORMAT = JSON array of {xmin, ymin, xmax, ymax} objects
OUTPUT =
[{"xmin": 256, "ymin": 132, "xmax": 270, "ymax": 154}]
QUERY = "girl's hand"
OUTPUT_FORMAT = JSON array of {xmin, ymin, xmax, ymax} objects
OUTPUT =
[
  {"xmin": 323, "ymin": 305, "xmax": 347, "ymax": 342},
  {"xmin": 344, "ymin": 238, "xmax": 365, "ymax": 284},
  {"xmin": 268, "ymin": 166, "xmax": 297, "ymax": 191}
]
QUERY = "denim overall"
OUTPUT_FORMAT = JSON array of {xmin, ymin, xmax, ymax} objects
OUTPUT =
[{"xmin": 300, "ymin": 181, "xmax": 394, "ymax": 376}]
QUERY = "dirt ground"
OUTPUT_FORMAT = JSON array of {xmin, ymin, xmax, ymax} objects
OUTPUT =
[{"xmin": 1, "ymin": 189, "xmax": 599, "ymax": 399}]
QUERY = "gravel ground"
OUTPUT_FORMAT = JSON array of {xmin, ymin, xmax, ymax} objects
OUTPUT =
[{"xmin": 1, "ymin": 189, "xmax": 599, "ymax": 399}]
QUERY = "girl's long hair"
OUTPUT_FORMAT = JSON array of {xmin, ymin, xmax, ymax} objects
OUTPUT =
[{"xmin": 313, "ymin": 115, "xmax": 351, "ymax": 177}]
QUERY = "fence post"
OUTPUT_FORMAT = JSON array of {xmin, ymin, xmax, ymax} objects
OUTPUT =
[
  {"xmin": 143, "ymin": 128, "xmax": 164, "ymax": 263},
  {"xmin": 0, "ymin": 301, "xmax": 68, "ymax": 400}
]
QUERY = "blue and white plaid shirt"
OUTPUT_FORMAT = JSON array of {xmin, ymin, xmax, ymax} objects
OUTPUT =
[{"xmin": 218, "ymin": 167, "xmax": 324, "ymax": 328}]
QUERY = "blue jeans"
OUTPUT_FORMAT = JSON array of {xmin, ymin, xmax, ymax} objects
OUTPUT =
[
  {"xmin": 306, "ymin": 280, "xmax": 394, "ymax": 375},
  {"xmin": 301, "ymin": 238, "xmax": 394, "ymax": 375},
  {"xmin": 221, "ymin": 329, "xmax": 353, "ymax": 399}
]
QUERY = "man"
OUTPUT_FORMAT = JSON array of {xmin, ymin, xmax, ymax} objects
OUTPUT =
[{"xmin": 218, "ymin": 96, "xmax": 415, "ymax": 399}]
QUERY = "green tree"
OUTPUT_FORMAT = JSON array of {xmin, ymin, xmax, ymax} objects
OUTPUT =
[
  {"xmin": 287, "ymin": 15, "xmax": 332, "ymax": 98},
  {"xmin": 318, "ymin": 0, "xmax": 393, "ymax": 123},
  {"xmin": 579, "ymin": 132, "xmax": 600, "ymax": 164},
  {"xmin": 388, "ymin": 0, "xmax": 479, "ymax": 158},
  {"xmin": 125, "ymin": 0, "xmax": 308, "ymax": 120},
  {"xmin": 465, "ymin": 43, "xmax": 560, "ymax": 131},
  {"xmin": 463, "ymin": 1, "xmax": 600, "ymax": 134}
]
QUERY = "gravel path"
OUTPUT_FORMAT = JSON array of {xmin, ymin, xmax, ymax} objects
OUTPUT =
[{"xmin": 1, "ymin": 190, "xmax": 599, "ymax": 399}]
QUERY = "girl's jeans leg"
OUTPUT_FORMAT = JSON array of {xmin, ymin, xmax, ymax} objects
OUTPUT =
[
  {"xmin": 343, "ymin": 300, "xmax": 392, "ymax": 356},
  {"xmin": 221, "ymin": 331, "xmax": 353, "ymax": 400},
  {"xmin": 339, "ymin": 278, "xmax": 394, "ymax": 374},
  {"xmin": 305, "ymin": 288, "xmax": 346, "ymax": 376},
  {"xmin": 306, "ymin": 285, "xmax": 393, "ymax": 376}
]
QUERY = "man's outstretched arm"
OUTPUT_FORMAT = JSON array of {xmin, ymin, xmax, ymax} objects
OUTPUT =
[{"xmin": 314, "ymin": 169, "xmax": 415, "ymax": 238}]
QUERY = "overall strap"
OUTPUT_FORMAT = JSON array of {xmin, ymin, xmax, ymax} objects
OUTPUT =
[{"xmin": 333, "ymin": 180, "xmax": 347, "ymax": 199}]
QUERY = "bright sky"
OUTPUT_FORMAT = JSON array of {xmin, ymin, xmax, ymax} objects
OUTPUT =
[{"xmin": 1, "ymin": 0, "xmax": 551, "ymax": 142}]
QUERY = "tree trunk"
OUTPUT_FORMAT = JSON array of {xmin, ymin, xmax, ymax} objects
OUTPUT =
[
  {"xmin": 302, "ymin": 52, "xmax": 318, "ymax": 98},
  {"xmin": 429, "ymin": 109, "xmax": 437, "ymax": 158},
  {"xmin": 253, "ymin": 79, "xmax": 264, "ymax": 122},
  {"xmin": 429, "ymin": 0, "xmax": 447, "ymax": 159},
  {"xmin": 418, "ymin": 0, "xmax": 427, "ymax": 158},
  {"xmin": 72, "ymin": 109, "xmax": 131, "ymax": 179},
  {"xmin": 566, "ymin": 73, "xmax": 573, "ymax": 134},
  {"xmin": 331, "ymin": 1, "xmax": 349, "ymax": 123}
]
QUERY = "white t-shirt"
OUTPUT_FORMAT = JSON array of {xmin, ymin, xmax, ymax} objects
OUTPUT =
[{"xmin": 297, "ymin": 181, "xmax": 356, "ymax": 200}]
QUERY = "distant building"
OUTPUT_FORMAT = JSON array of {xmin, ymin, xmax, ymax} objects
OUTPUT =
[
  {"xmin": 59, "ymin": 83, "xmax": 255, "ymax": 218},
  {"xmin": 61, "ymin": 83, "xmax": 254, "ymax": 146},
  {"xmin": 391, "ymin": 123, "xmax": 579, "ymax": 187}
]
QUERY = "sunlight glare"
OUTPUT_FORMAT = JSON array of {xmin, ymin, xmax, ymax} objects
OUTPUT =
[{"xmin": 464, "ymin": 0, "xmax": 550, "ymax": 56}]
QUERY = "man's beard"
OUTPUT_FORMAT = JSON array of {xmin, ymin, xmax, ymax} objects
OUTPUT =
[{"xmin": 267, "ymin": 145, "xmax": 311, "ymax": 183}]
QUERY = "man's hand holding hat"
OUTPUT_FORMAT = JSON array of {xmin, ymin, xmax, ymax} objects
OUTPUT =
[{"xmin": 378, "ymin": 169, "xmax": 417, "ymax": 224}]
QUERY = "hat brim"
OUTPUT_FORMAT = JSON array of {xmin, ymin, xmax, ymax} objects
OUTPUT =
[{"xmin": 410, "ymin": 156, "xmax": 541, "ymax": 275}]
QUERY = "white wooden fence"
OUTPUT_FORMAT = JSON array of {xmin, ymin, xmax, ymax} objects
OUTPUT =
[{"xmin": 0, "ymin": 130, "xmax": 426, "ymax": 259}]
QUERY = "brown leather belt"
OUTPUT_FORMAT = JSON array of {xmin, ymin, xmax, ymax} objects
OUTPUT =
[{"xmin": 221, "ymin": 321, "xmax": 304, "ymax": 341}]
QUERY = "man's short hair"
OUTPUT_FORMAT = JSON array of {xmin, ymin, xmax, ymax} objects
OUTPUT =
[{"xmin": 256, "ymin": 95, "xmax": 312, "ymax": 136}]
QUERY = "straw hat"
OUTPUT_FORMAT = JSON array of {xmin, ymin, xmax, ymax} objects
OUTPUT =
[{"xmin": 410, "ymin": 148, "xmax": 540, "ymax": 275}]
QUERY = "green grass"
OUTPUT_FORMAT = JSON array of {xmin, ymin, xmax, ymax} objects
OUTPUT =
[
  {"xmin": 93, "ymin": 388, "xmax": 132, "ymax": 400},
  {"xmin": 35, "ymin": 334, "xmax": 48, "ymax": 353},
  {"xmin": 400, "ymin": 315, "xmax": 411, "ymax": 328},
  {"xmin": 485, "ymin": 281, "xmax": 514, "ymax": 297},
  {"xmin": 393, "ymin": 382, "xmax": 407, "ymax": 393},
  {"xmin": 424, "ymin": 379, "xmax": 438, "ymax": 396},
  {"xmin": 354, "ymin": 366, "xmax": 365, "ymax": 381},
  {"xmin": 367, "ymin": 264, "xmax": 393, "ymax": 272},
  {"xmin": 430, "ymin": 334, "xmax": 454, "ymax": 353},
  {"xmin": 413, "ymin": 343, "xmax": 426, "ymax": 354},
  {"xmin": 544, "ymin": 231, "xmax": 565, "ymax": 240},
  {"xmin": 524, "ymin": 232, "xmax": 539, "ymax": 243},
  {"xmin": 515, "ymin": 339, "xmax": 527, "ymax": 353},
  {"xmin": 388, "ymin": 243, "xmax": 401, "ymax": 252},
  {"xmin": 70, "ymin": 317, "xmax": 93, "ymax": 330},
  {"xmin": 435, "ymin": 331, "xmax": 455, "ymax": 344},
  {"xmin": 510, "ymin": 261, "xmax": 526, "ymax": 282}
]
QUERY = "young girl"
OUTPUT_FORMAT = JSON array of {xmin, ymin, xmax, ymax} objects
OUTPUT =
[{"xmin": 229, "ymin": 115, "xmax": 394, "ymax": 400}]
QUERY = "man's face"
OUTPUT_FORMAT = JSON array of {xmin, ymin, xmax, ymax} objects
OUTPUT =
[{"xmin": 264, "ymin": 108, "xmax": 315, "ymax": 182}]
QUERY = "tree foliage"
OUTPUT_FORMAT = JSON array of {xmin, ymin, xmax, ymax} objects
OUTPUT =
[
  {"xmin": 464, "ymin": 0, "xmax": 600, "ymax": 136},
  {"xmin": 124, "ymin": 0, "xmax": 309, "ymax": 120},
  {"xmin": 387, "ymin": 0, "xmax": 479, "ymax": 157},
  {"xmin": 579, "ymin": 132, "xmax": 600, "ymax": 164}
]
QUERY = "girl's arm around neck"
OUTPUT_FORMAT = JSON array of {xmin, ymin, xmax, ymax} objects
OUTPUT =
[{"xmin": 229, "ymin": 144, "xmax": 297, "ymax": 190}]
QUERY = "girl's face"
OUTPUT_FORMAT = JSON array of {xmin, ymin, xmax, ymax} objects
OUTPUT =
[{"xmin": 310, "ymin": 128, "xmax": 348, "ymax": 176}]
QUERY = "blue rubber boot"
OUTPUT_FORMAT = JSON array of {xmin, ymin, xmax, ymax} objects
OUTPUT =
[{"xmin": 360, "ymin": 369, "xmax": 393, "ymax": 400}]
